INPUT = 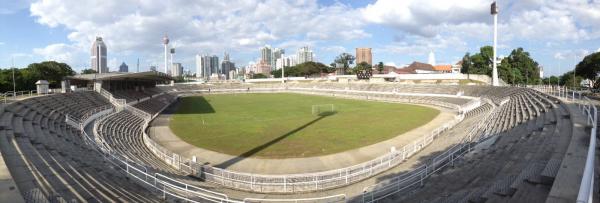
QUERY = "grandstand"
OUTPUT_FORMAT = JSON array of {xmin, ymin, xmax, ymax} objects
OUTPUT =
[{"xmin": 0, "ymin": 71, "xmax": 596, "ymax": 202}]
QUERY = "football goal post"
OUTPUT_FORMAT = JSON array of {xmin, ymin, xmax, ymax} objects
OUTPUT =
[{"xmin": 312, "ymin": 104, "xmax": 336, "ymax": 116}]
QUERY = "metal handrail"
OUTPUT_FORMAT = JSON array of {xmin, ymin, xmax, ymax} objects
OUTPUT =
[
  {"xmin": 137, "ymin": 87, "xmax": 468, "ymax": 193},
  {"xmin": 530, "ymin": 85, "xmax": 596, "ymax": 203}
]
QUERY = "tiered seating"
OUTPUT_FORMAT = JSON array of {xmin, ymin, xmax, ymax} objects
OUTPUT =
[
  {"xmin": 0, "ymin": 92, "xmax": 160, "ymax": 202},
  {"xmin": 483, "ymin": 88, "xmax": 555, "ymax": 134},
  {"xmin": 133, "ymin": 93, "xmax": 177, "ymax": 115},
  {"xmin": 96, "ymin": 110, "xmax": 180, "ymax": 175},
  {"xmin": 394, "ymin": 101, "xmax": 570, "ymax": 202},
  {"xmin": 465, "ymin": 103, "xmax": 492, "ymax": 117},
  {"xmin": 109, "ymin": 88, "xmax": 167, "ymax": 104}
]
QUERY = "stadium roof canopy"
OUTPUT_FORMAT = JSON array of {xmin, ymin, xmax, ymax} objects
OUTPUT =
[{"xmin": 66, "ymin": 71, "xmax": 172, "ymax": 82}]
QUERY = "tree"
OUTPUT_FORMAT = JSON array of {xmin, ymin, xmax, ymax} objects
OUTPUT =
[
  {"xmin": 333, "ymin": 53, "xmax": 355, "ymax": 74},
  {"xmin": 574, "ymin": 52, "xmax": 600, "ymax": 88},
  {"xmin": 81, "ymin": 69, "xmax": 97, "ymax": 74},
  {"xmin": 461, "ymin": 46, "xmax": 541, "ymax": 85},
  {"xmin": 542, "ymin": 76, "xmax": 560, "ymax": 85},
  {"xmin": 252, "ymin": 73, "xmax": 268, "ymax": 79},
  {"xmin": 560, "ymin": 71, "xmax": 583, "ymax": 87},
  {"xmin": 271, "ymin": 62, "xmax": 330, "ymax": 78},
  {"xmin": 0, "ymin": 61, "xmax": 75, "ymax": 92},
  {"xmin": 505, "ymin": 48, "xmax": 539, "ymax": 85},
  {"xmin": 355, "ymin": 61, "xmax": 372, "ymax": 72},
  {"xmin": 377, "ymin": 62, "xmax": 384, "ymax": 74}
]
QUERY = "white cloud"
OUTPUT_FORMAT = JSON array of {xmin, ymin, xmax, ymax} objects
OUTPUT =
[
  {"xmin": 320, "ymin": 46, "xmax": 346, "ymax": 54},
  {"xmin": 29, "ymin": 0, "xmax": 368, "ymax": 71},
  {"xmin": 32, "ymin": 43, "xmax": 82, "ymax": 65},
  {"xmin": 380, "ymin": 35, "xmax": 467, "ymax": 56},
  {"xmin": 362, "ymin": 0, "xmax": 600, "ymax": 42},
  {"xmin": 0, "ymin": 42, "xmax": 4, "ymax": 45},
  {"xmin": 362, "ymin": 0, "xmax": 489, "ymax": 37}
]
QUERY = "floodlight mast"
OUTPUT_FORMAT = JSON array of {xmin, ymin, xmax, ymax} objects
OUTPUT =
[{"xmin": 491, "ymin": 1, "xmax": 499, "ymax": 86}]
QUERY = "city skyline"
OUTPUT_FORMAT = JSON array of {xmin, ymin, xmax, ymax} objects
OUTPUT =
[{"xmin": 1, "ymin": 0, "xmax": 600, "ymax": 77}]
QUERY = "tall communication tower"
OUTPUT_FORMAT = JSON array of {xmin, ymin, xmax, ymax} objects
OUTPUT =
[{"xmin": 163, "ymin": 35, "xmax": 170, "ymax": 74}]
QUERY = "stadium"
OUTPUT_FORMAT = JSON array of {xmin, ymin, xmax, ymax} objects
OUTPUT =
[{"xmin": 0, "ymin": 71, "xmax": 596, "ymax": 203}]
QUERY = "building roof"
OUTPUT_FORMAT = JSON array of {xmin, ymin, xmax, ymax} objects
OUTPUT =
[
  {"xmin": 66, "ymin": 71, "xmax": 172, "ymax": 82},
  {"xmin": 35, "ymin": 80, "xmax": 49, "ymax": 85},
  {"xmin": 433, "ymin": 65, "xmax": 452, "ymax": 71},
  {"xmin": 397, "ymin": 61, "xmax": 434, "ymax": 73}
]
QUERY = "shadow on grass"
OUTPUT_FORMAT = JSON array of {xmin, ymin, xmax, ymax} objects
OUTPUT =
[
  {"xmin": 215, "ymin": 111, "xmax": 337, "ymax": 169},
  {"xmin": 169, "ymin": 96, "xmax": 216, "ymax": 114}
]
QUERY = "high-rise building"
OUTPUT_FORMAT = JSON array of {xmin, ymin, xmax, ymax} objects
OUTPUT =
[
  {"xmin": 119, "ymin": 62, "xmax": 128, "ymax": 72},
  {"xmin": 221, "ymin": 52, "xmax": 236, "ymax": 79},
  {"xmin": 90, "ymin": 36, "xmax": 108, "ymax": 73},
  {"xmin": 297, "ymin": 46, "xmax": 314, "ymax": 64},
  {"xmin": 210, "ymin": 55, "xmax": 219, "ymax": 75},
  {"xmin": 356, "ymin": 48, "xmax": 372, "ymax": 65},
  {"xmin": 150, "ymin": 66, "xmax": 157, "ymax": 71},
  {"xmin": 171, "ymin": 63, "xmax": 183, "ymax": 77},
  {"xmin": 260, "ymin": 45, "xmax": 272, "ymax": 67},
  {"xmin": 272, "ymin": 48, "xmax": 284, "ymax": 70},
  {"xmin": 196, "ymin": 54, "xmax": 219, "ymax": 80}
]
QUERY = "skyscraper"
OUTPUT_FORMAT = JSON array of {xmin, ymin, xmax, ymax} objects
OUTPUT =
[
  {"xmin": 260, "ymin": 45, "xmax": 272, "ymax": 67},
  {"xmin": 356, "ymin": 48, "xmax": 372, "ymax": 65},
  {"xmin": 119, "ymin": 62, "xmax": 128, "ymax": 72},
  {"xmin": 210, "ymin": 55, "xmax": 219, "ymax": 76},
  {"xmin": 221, "ymin": 52, "xmax": 236, "ymax": 79},
  {"xmin": 196, "ymin": 54, "xmax": 219, "ymax": 79},
  {"xmin": 272, "ymin": 48, "xmax": 284, "ymax": 70},
  {"xmin": 297, "ymin": 46, "xmax": 314, "ymax": 64},
  {"xmin": 171, "ymin": 63, "xmax": 183, "ymax": 77},
  {"xmin": 90, "ymin": 37, "xmax": 108, "ymax": 73}
]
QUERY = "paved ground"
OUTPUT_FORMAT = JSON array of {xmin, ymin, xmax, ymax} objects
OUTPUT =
[
  {"xmin": 149, "ymin": 101, "xmax": 457, "ymax": 174},
  {"xmin": 0, "ymin": 150, "xmax": 24, "ymax": 203}
]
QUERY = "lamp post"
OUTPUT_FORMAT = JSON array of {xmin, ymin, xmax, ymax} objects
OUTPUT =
[
  {"xmin": 491, "ymin": 1, "xmax": 499, "ymax": 86},
  {"xmin": 12, "ymin": 57, "xmax": 16, "ymax": 100},
  {"xmin": 281, "ymin": 54, "xmax": 285, "ymax": 83}
]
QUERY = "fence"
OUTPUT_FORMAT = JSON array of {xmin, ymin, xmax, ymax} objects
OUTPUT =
[
  {"xmin": 67, "ymin": 105, "xmax": 346, "ymax": 203},
  {"xmin": 362, "ymin": 98, "xmax": 500, "ymax": 202},
  {"xmin": 531, "ymin": 85, "xmax": 597, "ymax": 203},
  {"xmin": 138, "ymin": 87, "xmax": 472, "ymax": 193},
  {"xmin": 1, "ymin": 90, "xmax": 38, "ymax": 103},
  {"xmin": 99, "ymin": 88, "xmax": 126, "ymax": 107}
]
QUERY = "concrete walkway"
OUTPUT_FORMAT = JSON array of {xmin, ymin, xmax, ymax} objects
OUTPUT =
[
  {"xmin": 148, "ymin": 103, "xmax": 457, "ymax": 174},
  {"xmin": 0, "ymin": 150, "xmax": 25, "ymax": 203}
]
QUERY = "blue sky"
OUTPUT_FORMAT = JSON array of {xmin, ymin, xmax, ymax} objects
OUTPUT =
[{"xmin": 1, "ymin": 0, "xmax": 599, "ymax": 77}]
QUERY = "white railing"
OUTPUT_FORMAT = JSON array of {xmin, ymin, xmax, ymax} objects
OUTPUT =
[
  {"xmin": 1, "ymin": 90, "xmax": 41, "ymax": 103},
  {"xmin": 529, "ymin": 85, "xmax": 597, "ymax": 203},
  {"xmin": 82, "ymin": 102, "xmax": 345, "ymax": 202},
  {"xmin": 361, "ymin": 100, "xmax": 501, "ymax": 202},
  {"xmin": 576, "ymin": 96, "xmax": 597, "ymax": 203},
  {"xmin": 139, "ymin": 88, "xmax": 468, "ymax": 193},
  {"xmin": 100, "ymin": 88, "xmax": 126, "ymax": 107}
]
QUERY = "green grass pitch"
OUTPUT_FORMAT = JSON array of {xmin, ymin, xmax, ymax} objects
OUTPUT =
[{"xmin": 169, "ymin": 93, "xmax": 439, "ymax": 158}]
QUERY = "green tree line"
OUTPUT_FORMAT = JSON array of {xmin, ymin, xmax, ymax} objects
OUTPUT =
[
  {"xmin": 0, "ymin": 61, "xmax": 75, "ymax": 92},
  {"xmin": 271, "ymin": 61, "xmax": 334, "ymax": 78}
]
